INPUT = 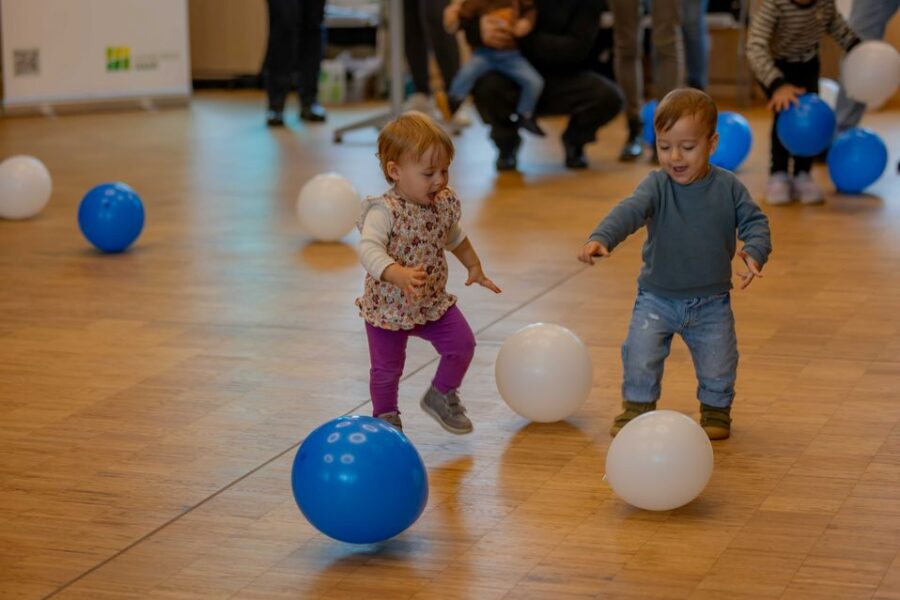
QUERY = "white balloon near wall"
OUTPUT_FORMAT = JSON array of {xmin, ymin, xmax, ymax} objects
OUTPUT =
[
  {"xmin": 296, "ymin": 173, "xmax": 361, "ymax": 242},
  {"xmin": 0, "ymin": 155, "xmax": 52, "ymax": 220},
  {"xmin": 605, "ymin": 410, "xmax": 714, "ymax": 511},
  {"xmin": 842, "ymin": 41, "xmax": 900, "ymax": 110},
  {"xmin": 495, "ymin": 323, "xmax": 593, "ymax": 423},
  {"xmin": 818, "ymin": 78, "xmax": 840, "ymax": 110}
]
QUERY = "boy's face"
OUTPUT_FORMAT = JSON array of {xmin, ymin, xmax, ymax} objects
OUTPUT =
[
  {"xmin": 387, "ymin": 146, "xmax": 450, "ymax": 206},
  {"xmin": 655, "ymin": 114, "xmax": 719, "ymax": 186}
]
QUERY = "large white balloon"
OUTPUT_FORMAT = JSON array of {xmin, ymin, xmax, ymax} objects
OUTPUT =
[
  {"xmin": 842, "ymin": 41, "xmax": 900, "ymax": 109},
  {"xmin": 495, "ymin": 323, "xmax": 593, "ymax": 423},
  {"xmin": 296, "ymin": 173, "xmax": 361, "ymax": 242},
  {"xmin": 0, "ymin": 155, "xmax": 52, "ymax": 220},
  {"xmin": 605, "ymin": 410, "xmax": 713, "ymax": 511},
  {"xmin": 818, "ymin": 78, "xmax": 840, "ymax": 110}
]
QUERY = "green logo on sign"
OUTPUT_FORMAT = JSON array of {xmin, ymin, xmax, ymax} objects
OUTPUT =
[{"xmin": 106, "ymin": 47, "xmax": 130, "ymax": 71}]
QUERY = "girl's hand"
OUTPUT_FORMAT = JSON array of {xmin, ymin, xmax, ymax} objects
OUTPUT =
[
  {"xmin": 465, "ymin": 264, "xmax": 501, "ymax": 293},
  {"xmin": 737, "ymin": 250, "xmax": 763, "ymax": 289},
  {"xmin": 768, "ymin": 84, "xmax": 805, "ymax": 112},
  {"xmin": 384, "ymin": 264, "xmax": 427, "ymax": 297},
  {"xmin": 578, "ymin": 241, "xmax": 610, "ymax": 265}
]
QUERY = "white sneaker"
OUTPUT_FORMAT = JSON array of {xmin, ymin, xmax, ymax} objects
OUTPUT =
[
  {"xmin": 792, "ymin": 172, "xmax": 824, "ymax": 205},
  {"xmin": 765, "ymin": 172, "xmax": 793, "ymax": 205}
]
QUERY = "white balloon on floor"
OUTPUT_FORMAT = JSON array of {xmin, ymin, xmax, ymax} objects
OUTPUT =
[
  {"xmin": 495, "ymin": 322, "xmax": 593, "ymax": 423},
  {"xmin": 0, "ymin": 155, "xmax": 52, "ymax": 220},
  {"xmin": 296, "ymin": 173, "xmax": 361, "ymax": 242},
  {"xmin": 605, "ymin": 410, "xmax": 713, "ymax": 511},
  {"xmin": 818, "ymin": 78, "xmax": 840, "ymax": 110},
  {"xmin": 842, "ymin": 40, "xmax": 900, "ymax": 109}
]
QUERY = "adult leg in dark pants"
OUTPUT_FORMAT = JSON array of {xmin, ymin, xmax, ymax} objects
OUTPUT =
[
  {"xmin": 264, "ymin": 0, "xmax": 327, "ymax": 125},
  {"xmin": 403, "ymin": 0, "xmax": 460, "ymax": 98},
  {"xmin": 471, "ymin": 71, "xmax": 623, "ymax": 170},
  {"xmin": 296, "ymin": 0, "xmax": 327, "ymax": 121}
]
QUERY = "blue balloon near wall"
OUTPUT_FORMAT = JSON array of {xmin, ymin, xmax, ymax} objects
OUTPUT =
[
  {"xmin": 78, "ymin": 183, "xmax": 144, "ymax": 253},
  {"xmin": 775, "ymin": 94, "xmax": 836, "ymax": 157},
  {"xmin": 291, "ymin": 415, "xmax": 428, "ymax": 544},
  {"xmin": 710, "ymin": 111, "xmax": 753, "ymax": 171},
  {"xmin": 641, "ymin": 100, "xmax": 658, "ymax": 146},
  {"xmin": 827, "ymin": 128, "xmax": 888, "ymax": 194}
]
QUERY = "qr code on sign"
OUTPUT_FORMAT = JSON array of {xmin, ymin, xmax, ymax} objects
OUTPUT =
[{"xmin": 13, "ymin": 49, "xmax": 39, "ymax": 76}]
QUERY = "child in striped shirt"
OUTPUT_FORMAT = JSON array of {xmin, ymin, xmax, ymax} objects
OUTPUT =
[{"xmin": 747, "ymin": 0, "xmax": 860, "ymax": 205}]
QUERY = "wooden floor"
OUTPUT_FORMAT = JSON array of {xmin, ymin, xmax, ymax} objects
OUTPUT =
[{"xmin": 1, "ymin": 91, "xmax": 899, "ymax": 600}]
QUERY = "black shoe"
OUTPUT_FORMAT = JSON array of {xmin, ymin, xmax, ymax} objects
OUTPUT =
[
  {"xmin": 510, "ymin": 113, "xmax": 545, "ymax": 137},
  {"xmin": 496, "ymin": 149, "xmax": 518, "ymax": 171},
  {"xmin": 266, "ymin": 110, "xmax": 284, "ymax": 127},
  {"xmin": 564, "ymin": 142, "xmax": 588, "ymax": 170},
  {"xmin": 300, "ymin": 102, "xmax": 327, "ymax": 122}
]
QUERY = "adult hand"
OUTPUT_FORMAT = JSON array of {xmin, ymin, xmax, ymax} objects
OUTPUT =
[{"xmin": 480, "ymin": 15, "xmax": 514, "ymax": 49}]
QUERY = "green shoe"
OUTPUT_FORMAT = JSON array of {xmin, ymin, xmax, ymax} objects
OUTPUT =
[
  {"xmin": 700, "ymin": 404, "xmax": 731, "ymax": 440},
  {"xmin": 610, "ymin": 400, "xmax": 657, "ymax": 437}
]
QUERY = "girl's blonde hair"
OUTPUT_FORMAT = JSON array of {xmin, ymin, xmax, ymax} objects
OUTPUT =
[{"xmin": 377, "ymin": 111, "xmax": 455, "ymax": 183}]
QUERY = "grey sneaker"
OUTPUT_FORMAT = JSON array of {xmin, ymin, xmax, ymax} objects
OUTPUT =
[
  {"xmin": 376, "ymin": 411, "xmax": 403, "ymax": 431},
  {"xmin": 420, "ymin": 386, "xmax": 473, "ymax": 434}
]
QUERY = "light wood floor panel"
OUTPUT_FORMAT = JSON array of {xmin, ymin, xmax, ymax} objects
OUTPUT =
[{"xmin": 1, "ymin": 92, "xmax": 899, "ymax": 598}]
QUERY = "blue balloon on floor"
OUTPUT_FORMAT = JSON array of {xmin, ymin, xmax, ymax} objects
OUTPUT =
[
  {"xmin": 827, "ymin": 127, "xmax": 888, "ymax": 194},
  {"xmin": 291, "ymin": 415, "xmax": 428, "ymax": 544},
  {"xmin": 775, "ymin": 93, "xmax": 836, "ymax": 157},
  {"xmin": 710, "ymin": 111, "xmax": 753, "ymax": 171},
  {"xmin": 78, "ymin": 183, "xmax": 144, "ymax": 253},
  {"xmin": 641, "ymin": 100, "xmax": 658, "ymax": 146}
]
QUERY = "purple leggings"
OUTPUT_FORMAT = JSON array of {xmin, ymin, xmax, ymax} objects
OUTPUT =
[{"xmin": 365, "ymin": 305, "xmax": 476, "ymax": 416}]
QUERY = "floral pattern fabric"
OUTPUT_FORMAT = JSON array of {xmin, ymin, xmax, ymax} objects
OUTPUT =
[{"xmin": 356, "ymin": 187, "xmax": 461, "ymax": 331}]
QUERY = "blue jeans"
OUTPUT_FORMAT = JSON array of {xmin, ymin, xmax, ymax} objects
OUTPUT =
[
  {"xmin": 622, "ymin": 289, "xmax": 738, "ymax": 408},
  {"xmin": 448, "ymin": 48, "xmax": 544, "ymax": 117},
  {"xmin": 835, "ymin": 0, "xmax": 900, "ymax": 131},
  {"xmin": 681, "ymin": 0, "xmax": 709, "ymax": 90}
]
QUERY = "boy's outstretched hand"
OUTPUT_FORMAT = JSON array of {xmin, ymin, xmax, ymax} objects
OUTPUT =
[
  {"xmin": 737, "ymin": 250, "xmax": 763, "ymax": 289},
  {"xmin": 466, "ymin": 263, "xmax": 502, "ymax": 293},
  {"xmin": 578, "ymin": 241, "xmax": 610, "ymax": 265},
  {"xmin": 768, "ymin": 83, "xmax": 805, "ymax": 112}
]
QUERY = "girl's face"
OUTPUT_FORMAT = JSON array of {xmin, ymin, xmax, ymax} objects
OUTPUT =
[
  {"xmin": 387, "ymin": 146, "xmax": 450, "ymax": 206},
  {"xmin": 656, "ymin": 114, "xmax": 719, "ymax": 185}
]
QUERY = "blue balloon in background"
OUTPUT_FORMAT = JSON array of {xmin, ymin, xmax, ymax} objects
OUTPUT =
[
  {"xmin": 641, "ymin": 100, "xmax": 658, "ymax": 146},
  {"xmin": 775, "ymin": 93, "xmax": 836, "ymax": 157},
  {"xmin": 78, "ymin": 182, "xmax": 144, "ymax": 253},
  {"xmin": 710, "ymin": 111, "xmax": 753, "ymax": 171},
  {"xmin": 291, "ymin": 415, "xmax": 428, "ymax": 544},
  {"xmin": 827, "ymin": 127, "xmax": 888, "ymax": 194}
]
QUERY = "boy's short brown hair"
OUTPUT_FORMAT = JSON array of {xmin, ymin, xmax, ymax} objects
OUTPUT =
[
  {"xmin": 654, "ymin": 88, "xmax": 718, "ymax": 139},
  {"xmin": 377, "ymin": 111, "xmax": 455, "ymax": 183}
]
